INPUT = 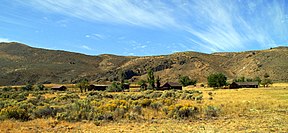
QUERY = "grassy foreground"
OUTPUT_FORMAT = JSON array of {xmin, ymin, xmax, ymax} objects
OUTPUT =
[{"xmin": 0, "ymin": 84, "xmax": 287, "ymax": 132}]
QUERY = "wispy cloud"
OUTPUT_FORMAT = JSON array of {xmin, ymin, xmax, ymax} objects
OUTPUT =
[
  {"xmin": 81, "ymin": 45, "xmax": 93, "ymax": 50},
  {"xmin": 85, "ymin": 33, "xmax": 106, "ymax": 40},
  {"xmin": 18, "ymin": 0, "xmax": 177, "ymax": 28},
  {"xmin": 182, "ymin": 0, "xmax": 287, "ymax": 51},
  {"xmin": 16, "ymin": 0, "xmax": 288, "ymax": 52}
]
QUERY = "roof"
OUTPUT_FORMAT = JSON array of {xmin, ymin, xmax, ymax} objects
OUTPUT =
[
  {"xmin": 235, "ymin": 82, "xmax": 258, "ymax": 86},
  {"xmin": 164, "ymin": 82, "xmax": 182, "ymax": 87},
  {"xmin": 91, "ymin": 84, "xmax": 109, "ymax": 87},
  {"xmin": 51, "ymin": 85, "xmax": 66, "ymax": 88}
]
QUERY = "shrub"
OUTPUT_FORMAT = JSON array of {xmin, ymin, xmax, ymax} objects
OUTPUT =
[
  {"xmin": 143, "ymin": 90, "xmax": 154, "ymax": 95},
  {"xmin": 35, "ymin": 84, "xmax": 45, "ymax": 91},
  {"xmin": 2, "ymin": 87, "xmax": 13, "ymax": 92},
  {"xmin": 177, "ymin": 106, "xmax": 197, "ymax": 118},
  {"xmin": 56, "ymin": 100, "xmax": 95, "ymax": 122},
  {"xmin": 150, "ymin": 101, "xmax": 162, "ymax": 111},
  {"xmin": 161, "ymin": 90, "xmax": 176, "ymax": 98},
  {"xmin": 114, "ymin": 106, "xmax": 127, "ymax": 119},
  {"xmin": 195, "ymin": 95, "xmax": 203, "ymax": 101},
  {"xmin": 132, "ymin": 105, "xmax": 142, "ymax": 115},
  {"xmin": 103, "ymin": 94, "xmax": 114, "ymax": 99},
  {"xmin": 33, "ymin": 105, "xmax": 57, "ymax": 118},
  {"xmin": 130, "ymin": 93, "xmax": 144, "ymax": 100},
  {"xmin": 162, "ymin": 107, "xmax": 169, "ymax": 115},
  {"xmin": 205, "ymin": 105, "xmax": 220, "ymax": 118},
  {"xmin": 161, "ymin": 99, "xmax": 174, "ymax": 106},
  {"xmin": 103, "ymin": 112, "xmax": 114, "ymax": 121},
  {"xmin": 168, "ymin": 104, "xmax": 198, "ymax": 119},
  {"xmin": 0, "ymin": 106, "xmax": 30, "ymax": 121},
  {"xmin": 54, "ymin": 93, "xmax": 80, "ymax": 102},
  {"xmin": 185, "ymin": 94, "xmax": 194, "ymax": 100},
  {"xmin": 109, "ymin": 99, "xmax": 128, "ymax": 107},
  {"xmin": 21, "ymin": 84, "xmax": 33, "ymax": 91},
  {"xmin": 13, "ymin": 92, "xmax": 28, "ymax": 102},
  {"xmin": 147, "ymin": 91, "xmax": 162, "ymax": 99},
  {"xmin": 102, "ymin": 103, "xmax": 118, "ymax": 112},
  {"xmin": 18, "ymin": 102, "xmax": 35, "ymax": 112},
  {"xmin": 139, "ymin": 99, "xmax": 152, "ymax": 107},
  {"xmin": 208, "ymin": 92, "xmax": 213, "ymax": 96}
]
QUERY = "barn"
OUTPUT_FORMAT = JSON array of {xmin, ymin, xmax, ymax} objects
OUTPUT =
[
  {"xmin": 51, "ymin": 85, "xmax": 67, "ymax": 91},
  {"xmin": 159, "ymin": 82, "xmax": 182, "ymax": 90},
  {"xmin": 88, "ymin": 84, "xmax": 108, "ymax": 91},
  {"xmin": 229, "ymin": 82, "xmax": 259, "ymax": 89}
]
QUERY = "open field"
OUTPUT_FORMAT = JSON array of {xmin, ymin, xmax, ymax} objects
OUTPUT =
[{"xmin": 0, "ymin": 85, "xmax": 287, "ymax": 132}]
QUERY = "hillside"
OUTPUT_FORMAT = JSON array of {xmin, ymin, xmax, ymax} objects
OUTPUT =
[{"xmin": 0, "ymin": 42, "xmax": 287, "ymax": 85}]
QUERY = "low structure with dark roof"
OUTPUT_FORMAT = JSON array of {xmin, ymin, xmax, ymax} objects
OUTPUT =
[
  {"xmin": 51, "ymin": 85, "xmax": 67, "ymax": 91},
  {"xmin": 159, "ymin": 82, "xmax": 182, "ymax": 90},
  {"xmin": 229, "ymin": 82, "xmax": 259, "ymax": 89},
  {"xmin": 88, "ymin": 84, "xmax": 108, "ymax": 91}
]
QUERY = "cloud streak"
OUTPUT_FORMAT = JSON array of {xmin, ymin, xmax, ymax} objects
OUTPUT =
[
  {"xmin": 81, "ymin": 45, "xmax": 93, "ymax": 51},
  {"xmin": 16, "ymin": 0, "xmax": 288, "ymax": 52},
  {"xmin": 18, "ymin": 0, "xmax": 177, "ymax": 28},
  {"xmin": 85, "ymin": 33, "xmax": 106, "ymax": 40}
]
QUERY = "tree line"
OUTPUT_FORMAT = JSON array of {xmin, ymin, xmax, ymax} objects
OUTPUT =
[{"xmin": 75, "ymin": 69, "xmax": 273, "ymax": 92}]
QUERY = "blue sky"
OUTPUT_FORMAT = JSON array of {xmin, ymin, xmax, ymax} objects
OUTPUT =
[{"xmin": 0, "ymin": 0, "xmax": 287, "ymax": 56}]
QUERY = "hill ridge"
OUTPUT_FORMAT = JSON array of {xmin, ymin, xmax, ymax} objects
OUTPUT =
[{"xmin": 0, "ymin": 42, "xmax": 287, "ymax": 85}]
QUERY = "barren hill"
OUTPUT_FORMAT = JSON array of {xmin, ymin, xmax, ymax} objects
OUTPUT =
[{"xmin": 0, "ymin": 42, "xmax": 287, "ymax": 85}]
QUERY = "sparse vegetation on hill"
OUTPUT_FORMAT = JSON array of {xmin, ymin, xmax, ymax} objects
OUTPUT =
[{"xmin": 0, "ymin": 42, "xmax": 287, "ymax": 86}]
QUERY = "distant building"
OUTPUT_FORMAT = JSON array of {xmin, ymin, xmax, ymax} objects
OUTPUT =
[
  {"xmin": 88, "ymin": 84, "xmax": 108, "ymax": 91},
  {"xmin": 229, "ymin": 82, "xmax": 259, "ymax": 89},
  {"xmin": 129, "ymin": 83, "xmax": 147, "ymax": 91},
  {"xmin": 159, "ymin": 82, "xmax": 182, "ymax": 90},
  {"xmin": 123, "ymin": 83, "xmax": 130, "ymax": 90},
  {"xmin": 51, "ymin": 85, "xmax": 67, "ymax": 91}
]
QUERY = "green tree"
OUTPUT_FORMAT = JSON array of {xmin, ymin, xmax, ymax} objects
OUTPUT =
[
  {"xmin": 77, "ymin": 79, "xmax": 89, "ymax": 93},
  {"xmin": 21, "ymin": 83, "xmax": 33, "ymax": 91},
  {"xmin": 254, "ymin": 77, "xmax": 262, "ymax": 85},
  {"xmin": 137, "ymin": 79, "xmax": 147, "ymax": 90},
  {"xmin": 106, "ymin": 82, "xmax": 123, "ymax": 92},
  {"xmin": 246, "ymin": 78, "xmax": 253, "ymax": 82},
  {"xmin": 119, "ymin": 71, "xmax": 126, "ymax": 90},
  {"xmin": 179, "ymin": 75, "xmax": 197, "ymax": 87},
  {"xmin": 137, "ymin": 79, "xmax": 147, "ymax": 86},
  {"xmin": 261, "ymin": 79, "xmax": 272, "ymax": 87},
  {"xmin": 156, "ymin": 76, "xmax": 161, "ymax": 89},
  {"xmin": 35, "ymin": 84, "xmax": 45, "ymax": 91},
  {"xmin": 207, "ymin": 73, "xmax": 227, "ymax": 88},
  {"xmin": 147, "ymin": 69, "xmax": 155, "ymax": 89},
  {"xmin": 262, "ymin": 73, "xmax": 272, "ymax": 87},
  {"xmin": 233, "ymin": 76, "xmax": 246, "ymax": 82}
]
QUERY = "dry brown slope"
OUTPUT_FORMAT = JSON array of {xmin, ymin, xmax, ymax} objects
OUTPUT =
[{"xmin": 0, "ymin": 42, "xmax": 287, "ymax": 85}]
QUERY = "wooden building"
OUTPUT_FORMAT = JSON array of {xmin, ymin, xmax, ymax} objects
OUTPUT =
[
  {"xmin": 88, "ymin": 85, "xmax": 108, "ymax": 91},
  {"xmin": 51, "ymin": 85, "xmax": 67, "ymax": 91},
  {"xmin": 229, "ymin": 82, "xmax": 259, "ymax": 89},
  {"xmin": 123, "ymin": 83, "xmax": 130, "ymax": 90},
  {"xmin": 159, "ymin": 82, "xmax": 182, "ymax": 90}
]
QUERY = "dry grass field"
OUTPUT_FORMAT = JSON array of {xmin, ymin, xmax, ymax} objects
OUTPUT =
[{"xmin": 0, "ymin": 84, "xmax": 287, "ymax": 133}]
